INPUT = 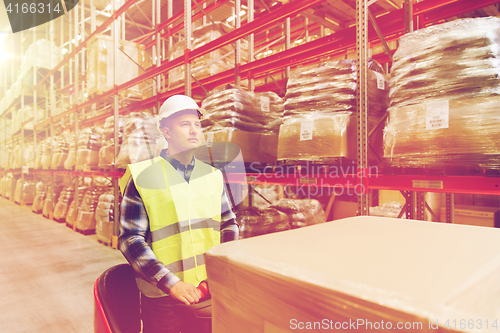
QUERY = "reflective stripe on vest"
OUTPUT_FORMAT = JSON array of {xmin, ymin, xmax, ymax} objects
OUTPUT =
[
  {"xmin": 125, "ymin": 156, "xmax": 222, "ymax": 297},
  {"xmin": 151, "ymin": 218, "xmax": 221, "ymax": 243}
]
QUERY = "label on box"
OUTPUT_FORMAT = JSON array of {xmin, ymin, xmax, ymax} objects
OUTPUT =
[
  {"xmin": 426, "ymin": 100, "xmax": 449, "ymax": 130},
  {"xmin": 260, "ymin": 96, "xmax": 270, "ymax": 112},
  {"xmin": 206, "ymin": 132, "xmax": 214, "ymax": 148},
  {"xmin": 300, "ymin": 118, "xmax": 314, "ymax": 141},
  {"xmin": 374, "ymin": 72, "xmax": 385, "ymax": 90},
  {"xmin": 22, "ymin": 166, "xmax": 29, "ymax": 174}
]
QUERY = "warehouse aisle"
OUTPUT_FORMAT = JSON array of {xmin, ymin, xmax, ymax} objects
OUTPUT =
[{"xmin": 0, "ymin": 197, "xmax": 126, "ymax": 333}]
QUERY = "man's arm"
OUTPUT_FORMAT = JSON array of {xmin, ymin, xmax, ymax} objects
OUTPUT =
[{"xmin": 220, "ymin": 185, "xmax": 239, "ymax": 243}]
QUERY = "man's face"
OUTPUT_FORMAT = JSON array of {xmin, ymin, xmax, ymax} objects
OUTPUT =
[{"xmin": 162, "ymin": 113, "xmax": 204, "ymax": 154}]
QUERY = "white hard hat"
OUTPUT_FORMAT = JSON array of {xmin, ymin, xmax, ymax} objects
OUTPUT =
[{"xmin": 157, "ymin": 95, "xmax": 205, "ymax": 132}]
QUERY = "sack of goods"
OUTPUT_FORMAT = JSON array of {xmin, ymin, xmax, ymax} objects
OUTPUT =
[
  {"xmin": 279, "ymin": 59, "xmax": 389, "ymax": 164},
  {"xmin": 51, "ymin": 133, "xmax": 70, "ymax": 170},
  {"xmin": 32, "ymin": 181, "xmax": 48, "ymax": 214},
  {"xmin": 116, "ymin": 112, "xmax": 161, "ymax": 169},
  {"xmin": 65, "ymin": 186, "xmax": 88, "ymax": 228},
  {"xmin": 53, "ymin": 186, "xmax": 75, "ymax": 222},
  {"xmin": 76, "ymin": 187, "xmax": 107, "ymax": 235},
  {"xmin": 96, "ymin": 190, "xmax": 116, "ymax": 245},
  {"xmin": 236, "ymin": 207, "xmax": 290, "ymax": 239},
  {"xmin": 14, "ymin": 179, "xmax": 35, "ymax": 205},
  {"xmin": 198, "ymin": 85, "xmax": 284, "ymax": 164},
  {"xmin": 42, "ymin": 184, "xmax": 64, "ymax": 219},
  {"xmin": 270, "ymin": 198, "xmax": 326, "ymax": 228},
  {"xmin": 99, "ymin": 116, "xmax": 124, "ymax": 168},
  {"xmin": 76, "ymin": 127, "xmax": 103, "ymax": 169},
  {"xmin": 384, "ymin": 17, "xmax": 500, "ymax": 169}
]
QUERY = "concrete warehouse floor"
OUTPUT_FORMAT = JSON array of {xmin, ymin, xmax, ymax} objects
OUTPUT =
[{"xmin": 0, "ymin": 197, "xmax": 126, "ymax": 333}]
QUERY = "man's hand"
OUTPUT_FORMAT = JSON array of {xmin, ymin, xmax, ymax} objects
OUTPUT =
[{"xmin": 169, "ymin": 281, "xmax": 202, "ymax": 305}]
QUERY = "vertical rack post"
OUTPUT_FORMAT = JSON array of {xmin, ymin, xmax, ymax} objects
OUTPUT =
[
  {"xmin": 235, "ymin": 0, "xmax": 241, "ymax": 87},
  {"xmin": 73, "ymin": 1, "xmax": 79, "ymax": 228},
  {"xmin": 446, "ymin": 193, "xmax": 454, "ymax": 223},
  {"xmin": 285, "ymin": 17, "xmax": 291, "ymax": 79},
  {"xmin": 248, "ymin": 0, "xmax": 254, "ymax": 92},
  {"xmin": 356, "ymin": 0, "xmax": 369, "ymax": 216},
  {"xmin": 112, "ymin": 0, "xmax": 121, "ymax": 248},
  {"xmin": 184, "ymin": 0, "xmax": 192, "ymax": 97}
]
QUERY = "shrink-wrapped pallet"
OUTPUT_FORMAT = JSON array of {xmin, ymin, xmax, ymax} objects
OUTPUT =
[
  {"xmin": 116, "ymin": 112, "xmax": 160, "ymax": 169},
  {"xmin": 87, "ymin": 35, "xmax": 151, "ymax": 98},
  {"xmin": 11, "ymin": 145, "xmax": 22, "ymax": 169},
  {"xmin": 205, "ymin": 216, "xmax": 500, "ymax": 333},
  {"xmin": 200, "ymin": 85, "xmax": 283, "ymax": 164},
  {"xmin": 66, "ymin": 186, "xmax": 88, "ymax": 228},
  {"xmin": 270, "ymin": 198, "xmax": 326, "ymax": 229},
  {"xmin": 284, "ymin": 59, "xmax": 389, "ymax": 117},
  {"xmin": 236, "ymin": 207, "xmax": 290, "ymax": 239},
  {"xmin": 53, "ymin": 186, "xmax": 75, "ymax": 222},
  {"xmin": 277, "ymin": 112, "xmax": 357, "ymax": 163},
  {"xmin": 42, "ymin": 184, "xmax": 64, "ymax": 219},
  {"xmin": 14, "ymin": 179, "xmax": 35, "ymax": 205},
  {"xmin": 64, "ymin": 131, "xmax": 76, "ymax": 170},
  {"xmin": 202, "ymin": 85, "xmax": 283, "ymax": 133},
  {"xmin": 169, "ymin": 23, "xmax": 248, "ymax": 88},
  {"xmin": 51, "ymin": 132, "xmax": 70, "ymax": 169},
  {"xmin": 76, "ymin": 127, "xmax": 102, "ymax": 169},
  {"xmin": 0, "ymin": 176, "xmax": 5, "ymax": 197},
  {"xmin": 15, "ymin": 105, "xmax": 45, "ymax": 131},
  {"xmin": 32, "ymin": 181, "xmax": 47, "ymax": 214},
  {"xmin": 4, "ymin": 174, "xmax": 18, "ymax": 200},
  {"xmin": 76, "ymin": 187, "xmax": 107, "ymax": 234},
  {"xmin": 23, "ymin": 143, "xmax": 35, "ymax": 169},
  {"xmin": 96, "ymin": 191, "xmax": 115, "ymax": 245},
  {"xmin": 280, "ymin": 60, "xmax": 388, "ymax": 164},
  {"xmin": 98, "ymin": 116, "xmax": 124, "ymax": 167},
  {"xmin": 20, "ymin": 39, "xmax": 63, "ymax": 75},
  {"xmin": 385, "ymin": 17, "xmax": 500, "ymax": 168}
]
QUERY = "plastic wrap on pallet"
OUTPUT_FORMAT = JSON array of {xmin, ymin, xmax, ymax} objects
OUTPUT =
[
  {"xmin": 277, "ymin": 111, "xmax": 357, "ymax": 163},
  {"xmin": 370, "ymin": 202, "xmax": 406, "ymax": 218},
  {"xmin": 11, "ymin": 145, "xmax": 22, "ymax": 169},
  {"xmin": 169, "ymin": 23, "xmax": 248, "ymax": 88},
  {"xmin": 270, "ymin": 198, "xmax": 326, "ymax": 229},
  {"xmin": 76, "ymin": 127, "xmax": 103, "ymax": 169},
  {"xmin": 384, "ymin": 97, "xmax": 500, "ymax": 167},
  {"xmin": 42, "ymin": 184, "xmax": 64, "ymax": 219},
  {"xmin": 20, "ymin": 39, "xmax": 63, "ymax": 75},
  {"xmin": 0, "ymin": 176, "xmax": 4, "ymax": 197},
  {"xmin": 116, "ymin": 112, "xmax": 160, "ymax": 169},
  {"xmin": 41, "ymin": 137, "xmax": 55, "ymax": 170},
  {"xmin": 64, "ymin": 131, "xmax": 76, "ymax": 170},
  {"xmin": 236, "ymin": 207, "xmax": 290, "ymax": 239},
  {"xmin": 66, "ymin": 186, "xmax": 88, "ymax": 228},
  {"xmin": 53, "ymin": 186, "xmax": 75, "ymax": 222},
  {"xmin": 50, "ymin": 135, "xmax": 67, "ymax": 170},
  {"xmin": 32, "ymin": 181, "xmax": 47, "ymax": 214},
  {"xmin": 385, "ymin": 18, "xmax": 500, "ymax": 168},
  {"xmin": 87, "ymin": 35, "xmax": 151, "ymax": 98},
  {"xmin": 99, "ymin": 116, "xmax": 124, "ymax": 167},
  {"xmin": 205, "ymin": 216, "xmax": 500, "ymax": 333},
  {"xmin": 96, "ymin": 190, "xmax": 115, "ymax": 245},
  {"xmin": 14, "ymin": 105, "xmax": 45, "ymax": 131},
  {"xmin": 201, "ymin": 85, "xmax": 284, "ymax": 133},
  {"xmin": 3, "ymin": 174, "xmax": 15, "ymax": 199},
  {"xmin": 284, "ymin": 59, "xmax": 389, "ymax": 117},
  {"xmin": 14, "ymin": 179, "xmax": 35, "ymax": 205},
  {"xmin": 76, "ymin": 187, "xmax": 107, "ymax": 234},
  {"xmin": 389, "ymin": 17, "xmax": 500, "ymax": 110}
]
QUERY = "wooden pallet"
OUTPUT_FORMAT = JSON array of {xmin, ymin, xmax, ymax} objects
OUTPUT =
[{"xmin": 76, "ymin": 228, "xmax": 96, "ymax": 236}]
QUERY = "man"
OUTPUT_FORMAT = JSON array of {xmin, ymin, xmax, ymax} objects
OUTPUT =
[{"xmin": 119, "ymin": 95, "xmax": 239, "ymax": 333}]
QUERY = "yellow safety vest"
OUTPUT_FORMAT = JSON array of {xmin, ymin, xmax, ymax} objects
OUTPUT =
[{"xmin": 123, "ymin": 156, "xmax": 222, "ymax": 297}]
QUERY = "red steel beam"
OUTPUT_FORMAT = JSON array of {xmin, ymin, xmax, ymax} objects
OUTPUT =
[
  {"xmin": 368, "ymin": 175, "xmax": 500, "ymax": 196},
  {"xmin": 419, "ymin": 0, "xmax": 500, "ymax": 25}
]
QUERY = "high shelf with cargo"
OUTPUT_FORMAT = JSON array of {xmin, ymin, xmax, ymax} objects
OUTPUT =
[{"xmin": 0, "ymin": 0, "xmax": 499, "ymax": 247}]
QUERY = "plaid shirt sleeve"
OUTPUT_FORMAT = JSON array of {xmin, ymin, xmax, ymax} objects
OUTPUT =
[
  {"xmin": 119, "ymin": 176, "xmax": 239, "ymax": 293},
  {"xmin": 118, "ymin": 177, "xmax": 179, "ymax": 294},
  {"xmin": 221, "ymin": 184, "xmax": 239, "ymax": 243}
]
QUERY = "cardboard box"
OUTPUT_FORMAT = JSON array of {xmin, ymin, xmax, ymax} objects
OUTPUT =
[
  {"xmin": 277, "ymin": 112, "xmax": 357, "ymax": 163},
  {"xmin": 199, "ymin": 130, "xmax": 278, "ymax": 164},
  {"xmin": 206, "ymin": 216, "xmax": 500, "ymax": 333},
  {"xmin": 440, "ymin": 205, "xmax": 500, "ymax": 227}
]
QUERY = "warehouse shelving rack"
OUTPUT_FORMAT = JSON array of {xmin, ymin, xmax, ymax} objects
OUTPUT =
[{"xmin": 0, "ymin": 0, "xmax": 499, "ymax": 246}]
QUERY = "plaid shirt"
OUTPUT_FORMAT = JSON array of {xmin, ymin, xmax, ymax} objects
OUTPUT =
[{"xmin": 118, "ymin": 150, "xmax": 238, "ymax": 294}]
